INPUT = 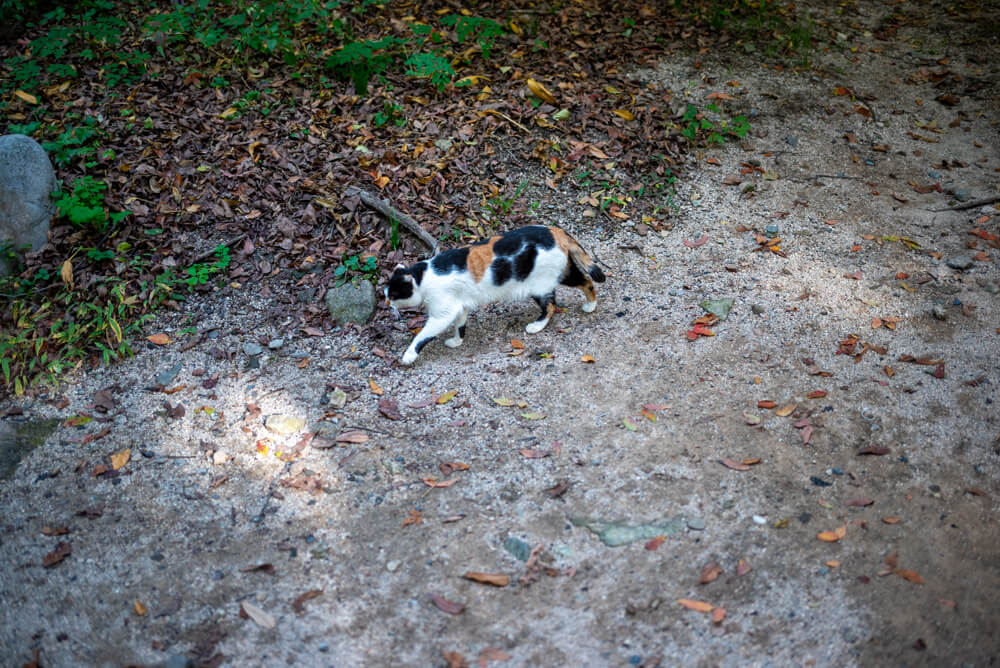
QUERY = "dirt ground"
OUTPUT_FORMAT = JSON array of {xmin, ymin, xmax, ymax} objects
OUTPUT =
[{"xmin": 2, "ymin": 2, "xmax": 999, "ymax": 667}]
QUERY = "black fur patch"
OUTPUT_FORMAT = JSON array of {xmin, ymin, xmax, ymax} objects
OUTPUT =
[
  {"xmin": 431, "ymin": 247, "xmax": 470, "ymax": 274},
  {"xmin": 561, "ymin": 260, "xmax": 587, "ymax": 287},
  {"xmin": 410, "ymin": 261, "xmax": 427, "ymax": 284},
  {"xmin": 458, "ymin": 324, "xmax": 466, "ymax": 339},
  {"xmin": 532, "ymin": 291, "xmax": 555, "ymax": 317},
  {"xmin": 491, "ymin": 257, "xmax": 513, "ymax": 285},
  {"xmin": 415, "ymin": 337, "xmax": 436, "ymax": 354},
  {"xmin": 589, "ymin": 265, "xmax": 606, "ymax": 282},
  {"xmin": 493, "ymin": 225, "xmax": 554, "ymax": 256},
  {"xmin": 387, "ymin": 272, "xmax": 414, "ymax": 300},
  {"xmin": 513, "ymin": 244, "xmax": 537, "ymax": 281}
]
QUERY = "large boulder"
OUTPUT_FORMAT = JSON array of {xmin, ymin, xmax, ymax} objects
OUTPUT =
[
  {"xmin": 0, "ymin": 134, "xmax": 56, "ymax": 275},
  {"xmin": 324, "ymin": 280, "xmax": 377, "ymax": 326}
]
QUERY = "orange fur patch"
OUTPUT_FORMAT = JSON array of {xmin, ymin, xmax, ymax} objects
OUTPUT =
[
  {"xmin": 466, "ymin": 239, "xmax": 496, "ymax": 282},
  {"xmin": 549, "ymin": 226, "xmax": 572, "ymax": 254}
]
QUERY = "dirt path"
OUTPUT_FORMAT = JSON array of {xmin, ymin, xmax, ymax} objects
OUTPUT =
[{"xmin": 2, "ymin": 3, "xmax": 998, "ymax": 666}]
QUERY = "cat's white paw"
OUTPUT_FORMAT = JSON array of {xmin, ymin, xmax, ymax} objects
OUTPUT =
[
  {"xmin": 444, "ymin": 336, "xmax": 463, "ymax": 348},
  {"xmin": 401, "ymin": 350, "xmax": 418, "ymax": 365},
  {"xmin": 581, "ymin": 300, "xmax": 597, "ymax": 313},
  {"xmin": 525, "ymin": 320, "xmax": 548, "ymax": 334}
]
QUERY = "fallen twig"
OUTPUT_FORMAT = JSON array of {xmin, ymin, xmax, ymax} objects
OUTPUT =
[
  {"xmin": 345, "ymin": 187, "xmax": 440, "ymax": 255},
  {"xmin": 928, "ymin": 195, "xmax": 1000, "ymax": 212},
  {"xmin": 191, "ymin": 233, "xmax": 249, "ymax": 263}
]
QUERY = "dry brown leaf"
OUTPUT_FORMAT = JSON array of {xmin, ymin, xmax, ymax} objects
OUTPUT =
[
  {"xmin": 436, "ymin": 390, "xmax": 458, "ymax": 405},
  {"xmin": 712, "ymin": 607, "xmax": 726, "ymax": 624},
  {"xmin": 110, "ymin": 448, "xmax": 130, "ymax": 471},
  {"xmin": 368, "ymin": 378, "xmax": 383, "ymax": 396},
  {"xmin": 402, "ymin": 509, "xmax": 423, "ymax": 527},
  {"xmin": 719, "ymin": 458, "xmax": 750, "ymax": 471},
  {"xmin": 736, "ymin": 559, "xmax": 751, "ymax": 576},
  {"xmin": 423, "ymin": 477, "xmax": 458, "ymax": 488},
  {"xmin": 526, "ymin": 78, "xmax": 557, "ymax": 103},
  {"xmin": 677, "ymin": 598, "xmax": 714, "ymax": 613},
  {"xmin": 776, "ymin": 404, "xmax": 796, "ymax": 417},
  {"xmin": 430, "ymin": 593, "xmax": 465, "ymax": 615},
  {"xmin": 580, "ymin": 354, "xmax": 596, "ymax": 363},
  {"xmin": 43, "ymin": 542, "xmax": 71, "ymax": 568},
  {"xmin": 462, "ymin": 571, "xmax": 510, "ymax": 587},
  {"xmin": 896, "ymin": 569, "xmax": 925, "ymax": 584},
  {"xmin": 700, "ymin": 563, "xmax": 723, "ymax": 584},
  {"xmin": 147, "ymin": 333, "xmax": 172, "ymax": 345},
  {"xmin": 817, "ymin": 525, "xmax": 847, "ymax": 542},
  {"xmin": 291, "ymin": 589, "xmax": 323, "ymax": 613},
  {"xmin": 882, "ymin": 516, "xmax": 901, "ymax": 524},
  {"xmin": 134, "ymin": 600, "xmax": 148, "ymax": 616},
  {"xmin": 239, "ymin": 601, "xmax": 276, "ymax": 629},
  {"xmin": 335, "ymin": 430, "xmax": 369, "ymax": 444}
]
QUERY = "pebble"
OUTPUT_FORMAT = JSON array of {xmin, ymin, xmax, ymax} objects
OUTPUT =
[
  {"xmin": 974, "ymin": 465, "xmax": 985, "ymax": 474},
  {"xmin": 164, "ymin": 655, "xmax": 194, "ymax": 668},
  {"xmin": 983, "ymin": 280, "xmax": 999, "ymax": 295},
  {"xmin": 318, "ymin": 643, "xmax": 329, "ymax": 653},
  {"xmin": 784, "ymin": 135, "xmax": 798, "ymax": 147},
  {"xmin": 764, "ymin": 224, "xmax": 779, "ymax": 238},
  {"xmin": 265, "ymin": 414, "xmax": 306, "ymax": 435},
  {"xmin": 751, "ymin": 304, "xmax": 765, "ymax": 315},
  {"xmin": 932, "ymin": 304, "xmax": 947, "ymax": 321},
  {"xmin": 267, "ymin": 338, "xmax": 284, "ymax": 350},
  {"xmin": 752, "ymin": 515, "xmax": 767, "ymax": 525},
  {"xmin": 156, "ymin": 362, "xmax": 182, "ymax": 387},
  {"xmin": 629, "ymin": 656, "xmax": 642, "ymax": 665},
  {"xmin": 386, "ymin": 560, "xmax": 400, "ymax": 573},
  {"xmin": 810, "ymin": 476, "xmax": 832, "ymax": 487},
  {"xmin": 946, "ymin": 256, "xmax": 973, "ymax": 271},
  {"xmin": 243, "ymin": 342, "xmax": 263, "ymax": 356},
  {"xmin": 953, "ymin": 189, "xmax": 970, "ymax": 202},
  {"xmin": 927, "ymin": 170, "xmax": 941, "ymax": 179},
  {"xmin": 212, "ymin": 451, "xmax": 229, "ymax": 466},
  {"xmin": 503, "ymin": 536, "xmax": 532, "ymax": 561},
  {"xmin": 687, "ymin": 518, "xmax": 706, "ymax": 531}
]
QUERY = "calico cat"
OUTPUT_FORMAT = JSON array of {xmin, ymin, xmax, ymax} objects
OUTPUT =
[{"xmin": 385, "ymin": 225, "xmax": 606, "ymax": 365}]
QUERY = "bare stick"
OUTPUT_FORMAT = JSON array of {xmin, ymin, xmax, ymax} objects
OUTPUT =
[
  {"xmin": 928, "ymin": 195, "xmax": 1000, "ymax": 212},
  {"xmin": 345, "ymin": 187, "xmax": 440, "ymax": 255},
  {"xmin": 191, "ymin": 233, "xmax": 248, "ymax": 263}
]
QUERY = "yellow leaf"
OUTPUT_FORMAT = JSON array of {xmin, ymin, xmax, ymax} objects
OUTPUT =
[
  {"xmin": 110, "ymin": 448, "xmax": 131, "ymax": 471},
  {"xmin": 492, "ymin": 397, "xmax": 516, "ymax": 406},
  {"xmin": 60, "ymin": 259, "xmax": 74, "ymax": 289},
  {"xmin": 510, "ymin": 339, "xmax": 525, "ymax": 349},
  {"xmin": 436, "ymin": 390, "xmax": 457, "ymax": 405},
  {"xmin": 677, "ymin": 599, "xmax": 714, "ymax": 613},
  {"xmin": 775, "ymin": 404, "xmax": 796, "ymax": 417},
  {"xmin": 612, "ymin": 109, "xmax": 634, "ymax": 120},
  {"xmin": 248, "ymin": 141, "xmax": 263, "ymax": 159},
  {"xmin": 817, "ymin": 525, "xmax": 847, "ymax": 542},
  {"xmin": 373, "ymin": 174, "xmax": 390, "ymax": 189},
  {"xmin": 455, "ymin": 75, "xmax": 490, "ymax": 86},
  {"xmin": 520, "ymin": 412, "xmax": 545, "ymax": 420},
  {"xmin": 15, "ymin": 90, "xmax": 38, "ymax": 104},
  {"xmin": 219, "ymin": 107, "xmax": 238, "ymax": 118},
  {"xmin": 108, "ymin": 317, "xmax": 122, "ymax": 343},
  {"xmin": 526, "ymin": 78, "xmax": 557, "ymax": 104},
  {"xmin": 133, "ymin": 600, "xmax": 148, "ymax": 616},
  {"xmin": 580, "ymin": 354, "xmax": 595, "ymax": 363},
  {"xmin": 147, "ymin": 333, "xmax": 172, "ymax": 346},
  {"xmin": 368, "ymin": 378, "xmax": 383, "ymax": 396}
]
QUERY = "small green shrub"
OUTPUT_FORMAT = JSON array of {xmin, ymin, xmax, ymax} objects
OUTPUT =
[
  {"xmin": 53, "ymin": 176, "xmax": 130, "ymax": 234},
  {"xmin": 680, "ymin": 103, "xmax": 750, "ymax": 145},
  {"xmin": 334, "ymin": 254, "xmax": 377, "ymax": 285}
]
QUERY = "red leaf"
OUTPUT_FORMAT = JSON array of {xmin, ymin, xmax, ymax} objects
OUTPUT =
[
  {"xmin": 683, "ymin": 235, "xmax": 710, "ymax": 248},
  {"xmin": 42, "ymin": 541, "xmax": 72, "ymax": 568},
  {"xmin": 429, "ymin": 593, "xmax": 465, "ymax": 614},
  {"xmin": 846, "ymin": 498, "xmax": 874, "ymax": 507},
  {"xmin": 719, "ymin": 458, "xmax": 750, "ymax": 471},
  {"xmin": 645, "ymin": 536, "xmax": 666, "ymax": 551}
]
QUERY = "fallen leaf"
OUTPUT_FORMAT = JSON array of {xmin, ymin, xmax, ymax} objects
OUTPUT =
[
  {"xmin": 677, "ymin": 599, "xmax": 714, "ymax": 613},
  {"xmin": 15, "ymin": 89, "xmax": 39, "ymax": 104},
  {"xmin": 520, "ymin": 448, "xmax": 550, "ymax": 459},
  {"xmin": 402, "ymin": 509, "xmax": 423, "ymax": 527},
  {"xmin": 775, "ymin": 404, "xmax": 796, "ymax": 417},
  {"xmin": 612, "ymin": 109, "xmax": 634, "ymax": 121},
  {"xmin": 335, "ymin": 430, "xmax": 369, "ymax": 444},
  {"xmin": 436, "ymin": 390, "xmax": 458, "ymax": 405},
  {"xmin": 700, "ymin": 563, "xmax": 723, "ymax": 584},
  {"xmin": 492, "ymin": 397, "xmax": 516, "ymax": 407},
  {"xmin": 580, "ymin": 354, "xmax": 596, "ymax": 363},
  {"xmin": 42, "ymin": 541, "xmax": 71, "ymax": 568},
  {"xmin": 846, "ymin": 498, "xmax": 874, "ymax": 507},
  {"xmin": 857, "ymin": 446, "xmax": 889, "ymax": 456},
  {"xmin": 368, "ymin": 378, "xmax": 383, "ymax": 396},
  {"xmin": 645, "ymin": 536, "xmax": 666, "ymax": 551},
  {"xmin": 720, "ymin": 458, "xmax": 751, "ymax": 472},
  {"xmin": 147, "ymin": 333, "xmax": 172, "ymax": 345},
  {"xmin": 736, "ymin": 559, "xmax": 751, "ymax": 576},
  {"xmin": 133, "ymin": 600, "xmax": 148, "ymax": 616},
  {"xmin": 826, "ymin": 560, "xmax": 841, "ymax": 568},
  {"xmin": 41, "ymin": 526, "xmax": 69, "ymax": 536},
  {"xmin": 882, "ymin": 516, "xmax": 901, "ymax": 524},
  {"xmin": 896, "ymin": 569, "xmax": 925, "ymax": 584},
  {"xmin": 430, "ymin": 593, "xmax": 465, "ymax": 615},
  {"xmin": 240, "ymin": 563, "xmax": 276, "ymax": 575},
  {"xmin": 683, "ymin": 235, "xmax": 710, "ymax": 248},
  {"xmin": 462, "ymin": 572, "xmax": 510, "ymax": 587},
  {"xmin": 544, "ymin": 480, "xmax": 570, "ymax": 498},
  {"xmin": 110, "ymin": 448, "xmax": 131, "ymax": 471},
  {"xmin": 526, "ymin": 78, "xmax": 557, "ymax": 103},
  {"xmin": 291, "ymin": 589, "xmax": 323, "ymax": 613},
  {"xmin": 477, "ymin": 647, "xmax": 512, "ymax": 665},
  {"xmin": 806, "ymin": 390, "xmax": 828, "ymax": 399},
  {"xmin": 443, "ymin": 651, "xmax": 468, "ymax": 668},
  {"xmin": 377, "ymin": 398, "xmax": 403, "ymax": 420},
  {"xmin": 510, "ymin": 339, "xmax": 525, "ymax": 349},
  {"xmin": 757, "ymin": 400, "xmax": 777, "ymax": 409},
  {"xmin": 239, "ymin": 601, "xmax": 276, "ymax": 629},
  {"xmin": 712, "ymin": 607, "xmax": 726, "ymax": 624},
  {"xmin": 423, "ymin": 477, "xmax": 458, "ymax": 488},
  {"xmin": 520, "ymin": 412, "xmax": 545, "ymax": 420},
  {"xmin": 817, "ymin": 525, "xmax": 847, "ymax": 542}
]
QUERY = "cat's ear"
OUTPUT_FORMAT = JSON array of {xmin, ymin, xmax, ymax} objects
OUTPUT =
[{"xmin": 394, "ymin": 263, "xmax": 406, "ymax": 272}]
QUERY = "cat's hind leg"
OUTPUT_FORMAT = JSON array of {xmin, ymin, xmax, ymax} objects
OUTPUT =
[
  {"xmin": 526, "ymin": 292, "xmax": 556, "ymax": 334},
  {"xmin": 444, "ymin": 308, "xmax": 468, "ymax": 348},
  {"xmin": 401, "ymin": 311, "xmax": 458, "ymax": 365}
]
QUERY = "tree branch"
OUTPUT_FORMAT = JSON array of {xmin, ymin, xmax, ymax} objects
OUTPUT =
[{"xmin": 345, "ymin": 187, "xmax": 440, "ymax": 256}]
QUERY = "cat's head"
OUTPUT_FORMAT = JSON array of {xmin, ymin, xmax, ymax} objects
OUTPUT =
[{"xmin": 385, "ymin": 263, "xmax": 423, "ymax": 309}]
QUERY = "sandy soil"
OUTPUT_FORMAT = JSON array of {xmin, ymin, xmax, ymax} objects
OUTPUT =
[{"xmin": 2, "ymin": 2, "xmax": 998, "ymax": 666}]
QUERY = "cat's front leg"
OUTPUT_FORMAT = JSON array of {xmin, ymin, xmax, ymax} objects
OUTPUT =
[
  {"xmin": 444, "ymin": 309, "xmax": 468, "ymax": 348},
  {"xmin": 401, "ymin": 313, "xmax": 457, "ymax": 365}
]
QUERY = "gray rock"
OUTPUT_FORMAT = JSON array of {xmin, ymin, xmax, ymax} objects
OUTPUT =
[
  {"xmin": 325, "ymin": 281, "xmax": 377, "ymax": 326},
  {"xmin": 569, "ymin": 515, "xmax": 685, "ymax": 547},
  {"xmin": 946, "ymin": 256, "xmax": 973, "ymax": 271},
  {"xmin": 243, "ymin": 342, "xmax": 263, "ymax": 356},
  {"xmin": 687, "ymin": 517, "xmax": 706, "ymax": 531},
  {"xmin": 503, "ymin": 536, "xmax": 532, "ymax": 561},
  {"xmin": 267, "ymin": 338, "xmax": 284, "ymax": 350},
  {"xmin": 700, "ymin": 297, "xmax": 734, "ymax": 320},
  {"xmin": 932, "ymin": 304, "xmax": 947, "ymax": 321},
  {"xmin": 981, "ymin": 280, "xmax": 999, "ymax": 295},
  {"xmin": 155, "ymin": 362, "xmax": 182, "ymax": 387},
  {"xmin": 953, "ymin": 189, "xmax": 970, "ymax": 202},
  {"xmin": 0, "ymin": 134, "xmax": 56, "ymax": 275},
  {"xmin": 164, "ymin": 654, "xmax": 194, "ymax": 668}
]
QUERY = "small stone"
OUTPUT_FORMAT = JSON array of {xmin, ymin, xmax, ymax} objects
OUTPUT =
[
  {"xmin": 265, "ymin": 414, "xmax": 306, "ymax": 435},
  {"xmin": 784, "ymin": 135, "xmax": 798, "ymax": 147},
  {"xmin": 752, "ymin": 515, "xmax": 767, "ymax": 525},
  {"xmin": 700, "ymin": 297, "xmax": 734, "ymax": 320},
  {"xmin": 327, "ymin": 387, "xmax": 348, "ymax": 409},
  {"xmin": 386, "ymin": 560, "xmax": 400, "ymax": 572},
  {"xmin": 946, "ymin": 256, "xmax": 973, "ymax": 271},
  {"xmin": 634, "ymin": 223, "xmax": 649, "ymax": 236},
  {"xmin": 764, "ymin": 224, "xmax": 779, "ymax": 238},
  {"xmin": 212, "ymin": 451, "xmax": 229, "ymax": 466},
  {"xmin": 156, "ymin": 362, "xmax": 183, "ymax": 387},
  {"xmin": 953, "ymin": 189, "xmax": 970, "ymax": 202},
  {"xmin": 318, "ymin": 643, "xmax": 329, "ymax": 653},
  {"xmin": 267, "ymin": 338, "xmax": 284, "ymax": 350},
  {"xmin": 974, "ymin": 464, "xmax": 985, "ymax": 474},
  {"xmin": 243, "ymin": 342, "xmax": 263, "ymax": 356},
  {"xmin": 982, "ymin": 281, "xmax": 999, "ymax": 295},
  {"xmin": 324, "ymin": 281, "xmax": 377, "ymax": 326},
  {"xmin": 751, "ymin": 304, "xmax": 766, "ymax": 315},
  {"xmin": 164, "ymin": 654, "xmax": 194, "ymax": 668},
  {"xmin": 810, "ymin": 476, "xmax": 832, "ymax": 487},
  {"xmin": 932, "ymin": 304, "xmax": 947, "ymax": 321},
  {"xmin": 686, "ymin": 518, "xmax": 706, "ymax": 531},
  {"xmin": 503, "ymin": 536, "xmax": 532, "ymax": 561}
]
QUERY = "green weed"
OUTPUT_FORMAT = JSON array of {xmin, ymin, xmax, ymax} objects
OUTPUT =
[
  {"xmin": 334, "ymin": 254, "xmax": 378, "ymax": 285},
  {"xmin": 680, "ymin": 103, "xmax": 750, "ymax": 145}
]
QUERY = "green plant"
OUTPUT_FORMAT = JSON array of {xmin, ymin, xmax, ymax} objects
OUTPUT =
[
  {"xmin": 440, "ymin": 14, "xmax": 505, "ymax": 60},
  {"xmin": 680, "ymin": 103, "xmax": 750, "ymax": 145},
  {"xmin": 334, "ymin": 254, "xmax": 377, "ymax": 285},
  {"xmin": 325, "ymin": 36, "xmax": 403, "ymax": 95},
  {"xmin": 183, "ymin": 245, "xmax": 231, "ymax": 287},
  {"xmin": 42, "ymin": 117, "xmax": 102, "ymax": 167},
  {"xmin": 53, "ymin": 176, "xmax": 129, "ymax": 234},
  {"xmin": 484, "ymin": 179, "xmax": 529, "ymax": 224},
  {"xmin": 403, "ymin": 52, "xmax": 455, "ymax": 92},
  {"xmin": 374, "ymin": 101, "xmax": 406, "ymax": 127}
]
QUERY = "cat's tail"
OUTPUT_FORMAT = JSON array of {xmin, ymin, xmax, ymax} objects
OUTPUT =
[{"xmin": 568, "ymin": 241, "xmax": 606, "ymax": 283}]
